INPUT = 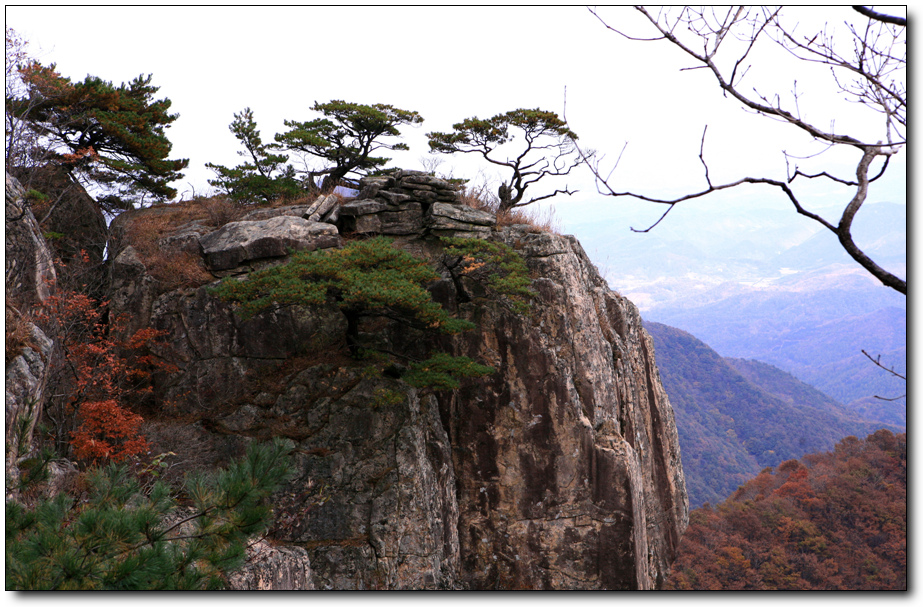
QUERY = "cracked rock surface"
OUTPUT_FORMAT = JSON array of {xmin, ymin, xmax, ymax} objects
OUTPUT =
[{"xmin": 98, "ymin": 190, "xmax": 687, "ymax": 589}]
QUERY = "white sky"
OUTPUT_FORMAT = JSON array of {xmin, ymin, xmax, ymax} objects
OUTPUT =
[{"xmin": 6, "ymin": 4, "xmax": 907, "ymax": 234}]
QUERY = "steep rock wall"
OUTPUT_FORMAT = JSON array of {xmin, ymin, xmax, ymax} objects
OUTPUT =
[
  {"xmin": 437, "ymin": 227, "xmax": 687, "ymax": 588},
  {"xmin": 105, "ymin": 178, "xmax": 687, "ymax": 589},
  {"xmin": 5, "ymin": 173, "xmax": 57, "ymax": 497}
]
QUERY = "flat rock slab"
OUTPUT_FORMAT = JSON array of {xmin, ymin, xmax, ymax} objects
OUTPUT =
[
  {"xmin": 427, "ymin": 203, "xmax": 497, "ymax": 228},
  {"xmin": 200, "ymin": 215, "xmax": 340, "ymax": 271}
]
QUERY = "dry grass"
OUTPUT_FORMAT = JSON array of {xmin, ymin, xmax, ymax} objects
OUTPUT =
[
  {"xmin": 458, "ymin": 183, "xmax": 562, "ymax": 234},
  {"xmin": 123, "ymin": 212, "xmax": 213, "ymax": 291},
  {"xmin": 5, "ymin": 299, "xmax": 37, "ymax": 364}
]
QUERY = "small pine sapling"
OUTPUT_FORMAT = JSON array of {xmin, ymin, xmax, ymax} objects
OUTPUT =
[{"xmin": 5, "ymin": 439, "xmax": 294, "ymax": 590}]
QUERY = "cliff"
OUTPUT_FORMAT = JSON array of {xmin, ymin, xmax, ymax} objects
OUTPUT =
[
  {"xmin": 5, "ymin": 173, "xmax": 57, "ymax": 496},
  {"xmin": 7, "ymin": 171, "xmax": 688, "ymax": 589}
]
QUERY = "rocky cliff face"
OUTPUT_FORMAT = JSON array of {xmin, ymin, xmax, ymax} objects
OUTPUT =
[
  {"xmin": 5, "ymin": 174, "xmax": 57, "ymax": 497},
  {"xmin": 10, "ymin": 170, "xmax": 687, "ymax": 588}
]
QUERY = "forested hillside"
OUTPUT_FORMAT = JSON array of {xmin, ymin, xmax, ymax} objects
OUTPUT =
[
  {"xmin": 664, "ymin": 430, "xmax": 906, "ymax": 590},
  {"xmin": 645, "ymin": 321, "xmax": 903, "ymax": 508}
]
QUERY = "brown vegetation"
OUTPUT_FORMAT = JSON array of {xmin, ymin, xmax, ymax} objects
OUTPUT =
[
  {"xmin": 458, "ymin": 182, "xmax": 562, "ymax": 234},
  {"xmin": 665, "ymin": 430, "xmax": 906, "ymax": 590},
  {"xmin": 5, "ymin": 299, "xmax": 37, "ymax": 364}
]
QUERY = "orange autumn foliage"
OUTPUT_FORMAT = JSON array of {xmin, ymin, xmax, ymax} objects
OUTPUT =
[{"xmin": 36, "ymin": 284, "xmax": 175, "ymax": 463}]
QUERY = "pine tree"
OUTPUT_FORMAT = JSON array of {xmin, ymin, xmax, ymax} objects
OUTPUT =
[
  {"xmin": 6, "ymin": 61, "xmax": 188, "ymax": 209},
  {"xmin": 5, "ymin": 439, "xmax": 294, "ymax": 590},
  {"xmin": 274, "ymin": 100, "xmax": 423, "ymax": 192},
  {"xmin": 427, "ymin": 108, "xmax": 587, "ymax": 212},
  {"xmin": 206, "ymin": 107, "xmax": 302, "ymax": 204}
]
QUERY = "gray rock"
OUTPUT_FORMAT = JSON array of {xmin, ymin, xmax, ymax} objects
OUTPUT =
[
  {"xmin": 378, "ymin": 190, "xmax": 414, "ymax": 204},
  {"xmin": 158, "ymin": 220, "xmax": 214, "ymax": 256},
  {"xmin": 428, "ymin": 203, "xmax": 497, "ymax": 227},
  {"xmin": 227, "ymin": 539, "xmax": 315, "ymax": 590},
  {"xmin": 442, "ymin": 227, "xmax": 688, "ymax": 589},
  {"xmin": 425, "ymin": 203, "xmax": 497, "ymax": 237},
  {"xmin": 307, "ymin": 194, "xmax": 339, "ymax": 222},
  {"xmin": 339, "ymin": 200, "xmax": 388, "ymax": 216},
  {"xmin": 5, "ymin": 173, "xmax": 57, "ymax": 306},
  {"xmin": 200, "ymin": 216, "xmax": 340, "ymax": 271},
  {"xmin": 5, "ymin": 321, "xmax": 54, "ymax": 495},
  {"xmin": 241, "ymin": 204, "xmax": 316, "ymax": 222}
]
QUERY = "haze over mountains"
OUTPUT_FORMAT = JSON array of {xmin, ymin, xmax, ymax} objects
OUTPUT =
[{"xmin": 555, "ymin": 196, "xmax": 906, "ymax": 408}]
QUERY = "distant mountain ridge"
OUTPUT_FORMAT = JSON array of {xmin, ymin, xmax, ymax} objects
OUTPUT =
[
  {"xmin": 644, "ymin": 321, "xmax": 904, "ymax": 508},
  {"xmin": 556, "ymin": 199, "xmax": 905, "ymax": 407},
  {"xmin": 647, "ymin": 293, "xmax": 905, "ymax": 405}
]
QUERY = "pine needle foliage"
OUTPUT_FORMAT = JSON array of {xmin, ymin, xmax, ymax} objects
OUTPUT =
[
  {"xmin": 206, "ymin": 107, "xmax": 302, "ymax": 205},
  {"xmin": 441, "ymin": 237, "xmax": 535, "ymax": 315},
  {"xmin": 274, "ymin": 100, "xmax": 423, "ymax": 192},
  {"xmin": 6, "ymin": 439, "xmax": 294, "ymax": 590},
  {"xmin": 7, "ymin": 61, "xmax": 188, "ymax": 209},
  {"xmin": 212, "ymin": 236, "xmax": 471, "ymax": 331},
  {"xmin": 403, "ymin": 353, "xmax": 496, "ymax": 390},
  {"xmin": 210, "ymin": 237, "xmax": 493, "ymax": 389}
]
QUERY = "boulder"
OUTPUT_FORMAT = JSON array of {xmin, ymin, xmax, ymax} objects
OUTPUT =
[
  {"xmin": 200, "ymin": 216, "xmax": 340, "ymax": 271},
  {"xmin": 426, "ymin": 202, "xmax": 496, "ymax": 237},
  {"xmin": 241, "ymin": 204, "xmax": 317, "ymax": 222},
  {"xmin": 306, "ymin": 194, "xmax": 339, "ymax": 222}
]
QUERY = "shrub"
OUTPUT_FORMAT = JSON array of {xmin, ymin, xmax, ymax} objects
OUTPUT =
[
  {"xmin": 35, "ymin": 289, "xmax": 176, "ymax": 462},
  {"xmin": 211, "ymin": 237, "xmax": 493, "ymax": 390},
  {"xmin": 441, "ymin": 236, "xmax": 536, "ymax": 314}
]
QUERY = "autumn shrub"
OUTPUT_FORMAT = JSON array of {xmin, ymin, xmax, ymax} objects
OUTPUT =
[{"xmin": 35, "ymin": 289, "xmax": 176, "ymax": 463}]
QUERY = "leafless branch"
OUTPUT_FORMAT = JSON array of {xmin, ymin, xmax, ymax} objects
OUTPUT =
[
  {"xmin": 852, "ymin": 6, "xmax": 906, "ymax": 27},
  {"xmin": 581, "ymin": 6, "xmax": 906, "ymax": 295},
  {"xmin": 861, "ymin": 348, "xmax": 906, "ymax": 401}
]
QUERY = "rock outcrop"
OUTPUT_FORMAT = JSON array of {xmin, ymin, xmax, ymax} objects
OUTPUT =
[
  {"xmin": 226, "ymin": 540, "xmax": 315, "ymax": 590},
  {"xmin": 442, "ymin": 227, "xmax": 687, "ymax": 588},
  {"xmin": 103, "ymin": 185, "xmax": 688, "ymax": 589},
  {"xmin": 339, "ymin": 170, "xmax": 496, "ymax": 238},
  {"xmin": 7, "ymin": 170, "xmax": 687, "ymax": 588},
  {"xmin": 199, "ymin": 215, "xmax": 340, "ymax": 272},
  {"xmin": 5, "ymin": 173, "xmax": 57, "ymax": 497},
  {"xmin": 6, "ymin": 173, "xmax": 56, "ymax": 306}
]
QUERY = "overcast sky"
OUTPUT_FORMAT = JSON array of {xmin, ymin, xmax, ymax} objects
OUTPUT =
[{"xmin": 7, "ymin": 4, "xmax": 907, "ymax": 245}]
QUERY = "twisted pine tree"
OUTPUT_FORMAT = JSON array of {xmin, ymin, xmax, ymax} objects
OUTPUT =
[
  {"xmin": 7, "ymin": 61, "xmax": 188, "ymax": 210},
  {"xmin": 274, "ymin": 100, "xmax": 423, "ymax": 193}
]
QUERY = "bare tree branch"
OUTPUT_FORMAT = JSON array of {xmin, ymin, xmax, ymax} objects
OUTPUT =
[
  {"xmin": 580, "ymin": 6, "xmax": 906, "ymax": 295},
  {"xmin": 852, "ymin": 6, "xmax": 906, "ymax": 27},
  {"xmin": 860, "ymin": 348, "xmax": 906, "ymax": 401}
]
